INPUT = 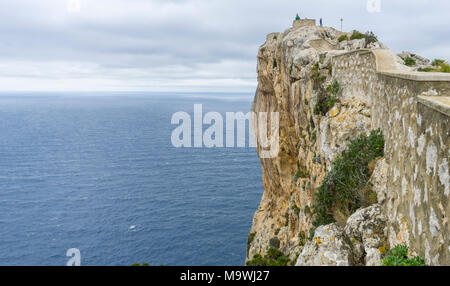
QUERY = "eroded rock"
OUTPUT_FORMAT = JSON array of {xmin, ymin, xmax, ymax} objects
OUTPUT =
[
  {"xmin": 344, "ymin": 205, "xmax": 387, "ymax": 266},
  {"xmin": 295, "ymin": 223, "xmax": 355, "ymax": 266}
]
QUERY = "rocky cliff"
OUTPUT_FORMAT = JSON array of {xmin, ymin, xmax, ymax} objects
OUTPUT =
[{"xmin": 247, "ymin": 19, "xmax": 449, "ymax": 266}]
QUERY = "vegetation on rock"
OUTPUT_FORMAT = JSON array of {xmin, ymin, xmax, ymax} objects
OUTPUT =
[
  {"xmin": 338, "ymin": 34, "xmax": 348, "ymax": 42},
  {"xmin": 418, "ymin": 59, "xmax": 450, "ymax": 73},
  {"xmin": 349, "ymin": 30, "xmax": 378, "ymax": 46},
  {"xmin": 364, "ymin": 31, "xmax": 378, "ymax": 45},
  {"xmin": 246, "ymin": 248, "xmax": 294, "ymax": 266},
  {"xmin": 381, "ymin": 245, "xmax": 425, "ymax": 266},
  {"xmin": 314, "ymin": 79, "xmax": 339, "ymax": 116},
  {"xmin": 350, "ymin": 30, "xmax": 365, "ymax": 40},
  {"xmin": 247, "ymin": 232, "xmax": 256, "ymax": 255},
  {"xmin": 311, "ymin": 129, "xmax": 385, "ymax": 229},
  {"xmin": 269, "ymin": 237, "xmax": 281, "ymax": 249},
  {"xmin": 404, "ymin": 57, "xmax": 416, "ymax": 67}
]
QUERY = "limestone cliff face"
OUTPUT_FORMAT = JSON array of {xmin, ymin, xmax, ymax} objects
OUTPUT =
[{"xmin": 247, "ymin": 20, "xmax": 450, "ymax": 266}]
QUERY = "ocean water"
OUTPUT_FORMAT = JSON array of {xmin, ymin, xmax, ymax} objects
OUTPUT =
[{"xmin": 0, "ymin": 93, "xmax": 263, "ymax": 266}]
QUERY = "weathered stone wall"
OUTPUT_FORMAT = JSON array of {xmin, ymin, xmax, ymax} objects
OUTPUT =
[
  {"xmin": 293, "ymin": 19, "xmax": 316, "ymax": 28},
  {"xmin": 332, "ymin": 50, "xmax": 449, "ymax": 265}
]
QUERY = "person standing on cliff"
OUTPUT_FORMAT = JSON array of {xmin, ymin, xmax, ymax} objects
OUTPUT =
[
  {"xmin": 320, "ymin": 18, "xmax": 323, "ymax": 26},
  {"xmin": 295, "ymin": 13, "xmax": 300, "ymax": 20}
]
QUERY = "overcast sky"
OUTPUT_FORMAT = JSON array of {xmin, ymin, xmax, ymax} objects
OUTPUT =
[{"xmin": 0, "ymin": 0, "xmax": 449, "ymax": 92}]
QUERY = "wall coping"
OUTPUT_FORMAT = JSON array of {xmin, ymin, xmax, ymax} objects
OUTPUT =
[
  {"xmin": 417, "ymin": 96, "xmax": 450, "ymax": 116},
  {"xmin": 332, "ymin": 48, "xmax": 450, "ymax": 114},
  {"xmin": 332, "ymin": 49, "xmax": 450, "ymax": 82}
]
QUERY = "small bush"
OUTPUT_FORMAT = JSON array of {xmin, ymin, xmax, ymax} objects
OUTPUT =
[
  {"xmin": 298, "ymin": 231, "xmax": 306, "ymax": 247},
  {"xmin": 247, "ymin": 232, "xmax": 256, "ymax": 255},
  {"xmin": 364, "ymin": 31, "xmax": 378, "ymax": 45},
  {"xmin": 326, "ymin": 80, "xmax": 340, "ymax": 96},
  {"xmin": 439, "ymin": 63, "xmax": 450, "ymax": 73},
  {"xmin": 131, "ymin": 263, "xmax": 150, "ymax": 266},
  {"xmin": 338, "ymin": 34, "xmax": 348, "ymax": 42},
  {"xmin": 381, "ymin": 245, "xmax": 425, "ymax": 266},
  {"xmin": 418, "ymin": 67, "xmax": 434, "ymax": 72},
  {"xmin": 273, "ymin": 58, "xmax": 278, "ymax": 69},
  {"xmin": 313, "ymin": 80, "xmax": 340, "ymax": 116},
  {"xmin": 311, "ymin": 129, "xmax": 385, "ymax": 228},
  {"xmin": 432, "ymin": 59, "xmax": 445, "ymax": 67},
  {"xmin": 312, "ymin": 63, "xmax": 327, "ymax": 88},
  {"xmin": 246, "ymin": 248, "xmax": 293, "ymax": 266},
  {"xmin": 269, "ymin": 237, "xmax": 281, "ymax": 249},
  {"xmin": 308, "ymin": 228, "xmax": 315, "ymax": 241},
  {"xmin": 314, "ymin": 93, "xmax": 335, "ymax": 116},
  {"xmin": 404, "ymin": 57, "xmax": 416, "ymax": 67},
  {"xmin": 350, "ymin": 30, "xmax": 365, "ymax": 40}
]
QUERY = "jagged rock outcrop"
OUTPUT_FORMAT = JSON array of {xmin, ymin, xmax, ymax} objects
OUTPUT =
[
  {"xmin": 295, "ymin": 223, "xmax": 354, "ymax": 266},
  {"xmin": 397, "ymin": 51, "xmax": 432, "ymax": 70},
  {"xmin": 295, "ymin": 205, "xmax": 387, "ymax": 266},
  {"xmin": 247, "ymin": 19, "xmax": 450, "ymax": 266},
  {"xmin": 344, "ymin": 205, "xmax": 387, "ymax": 266}
]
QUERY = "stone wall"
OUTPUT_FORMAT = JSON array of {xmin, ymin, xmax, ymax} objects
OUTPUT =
[
  {"xmin": 293, "ymin": 19, "xmax": 316, "ymax": 28},
  {"xmin": 332, "ymin": 49, "xmax": 450, "ymax": 265}
]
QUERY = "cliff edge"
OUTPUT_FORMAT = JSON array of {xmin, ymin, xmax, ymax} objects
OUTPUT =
[{"xmin": 247, "ymin": 19, "xmax": 450, "ymax": 266}]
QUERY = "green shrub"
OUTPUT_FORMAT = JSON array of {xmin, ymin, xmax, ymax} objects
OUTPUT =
[
  {"xmin": 338, "ymin": 34, "xmax": 349, "ymax": 42},
  {"xmin": 308, "ymin": 228, "xmax": 315, "ymax": 241},
  {"xmin": 311, "ymin": 129, "xmax": 385, "ymax": 228},
  {"xmin": 404, "ymin": 57, "xmax": 416, "ymax": 66},
  {"xmin": 273, "ymin": 58, "xmax": 278, "ymax": 69},
  {"xmin": 439, "ymin": 63, "xmax": 450, "ymax": 73},
  {"xmin": 326, "ymin": 80, "xmax": 340, "ymax": 96},
  {"xmin": 314, "ymin": 94, "xmax": 335, "ymax": 115},
  {"xmin": 364, "ymin": 31, "xmax": 378, "ymax": 45},
  {"xmin": 246, "ymin": 248, "xmax": 294, "ymax": 266},
  {"xmin": 313, "ymin": 80, "xmax": 340, "ymax": 116},
  {"xmin": 418, "ymin": 67, "xmax": 434, "ymax": 72},
  {"xmin": 247, "ymin": 232, "xmax": 256, "ymax": 255},
  {"xmin": 131, "ymin": 263, "xmax": 150, "ymax": 266},
  {"xmin": 432, "ymin": 59, "xmax": 445, "ymax": 66},
  {"xmin": 269, "ymin": 237, "xmax": 281, "ymax": 249},
  {"xmin": 312, "ymin": 63, "xmax": 327, "ymax": 88},
  {"xmin": 298, "ymin": 231, "xmax": 306, "ymax": 247},
  {"xmin": 350, "ymin": 30, "xmax": 365, "ymax": 40},
  {"xmin": 304, "ymin": 98, "xmax": 309, "ymax": 105},
  {"xmin": 381, "ymin": 245, "xmax": 425, "ymax": 266}
]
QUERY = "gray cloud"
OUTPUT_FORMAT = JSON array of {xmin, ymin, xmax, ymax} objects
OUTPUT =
[{"xmin": 0, "ymin": 0, "xmax": 449, "ymax": 92}]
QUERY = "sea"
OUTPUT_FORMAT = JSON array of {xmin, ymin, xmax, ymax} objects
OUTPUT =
[{"xmin": 0, "ymin": 92, "xmax": 263, "ymax": 266}]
